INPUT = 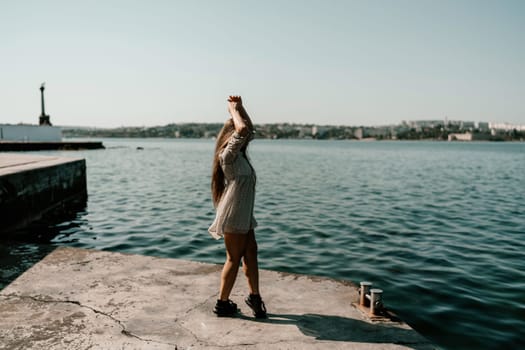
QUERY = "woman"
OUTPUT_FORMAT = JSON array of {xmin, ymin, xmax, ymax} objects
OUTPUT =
[{"xmin": 208, "ymin": 95, "xmax": 267, "ymax": 318}]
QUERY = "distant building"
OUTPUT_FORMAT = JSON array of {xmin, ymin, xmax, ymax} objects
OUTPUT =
[
  {"xmin": 446, "ymin": 120, "xmax": 463, "ymax": 127},
  {"xmin": 477, "ymin": 122, "xmax": 489, "ymax": 131},
  {"xmin": 489, "ymin": 122, "xmax": 525, "ymax": 131},
  {"xmin": 0, "ymin": 124, "xmax": 62, "ymax": 141},
  {"xmin": 448, "ymin": 132, "xmax": 490, "ymax": 141},
  {"xmin": 461, "ymin": 121, "xmax": 475, "ymax": 130},
  {"xmin": 407, "ymin": 120, "xmax": 444, "ymax": 129},
  {"xmin": 448, "ymin": 132, "xmax": 473, "ymax": 141},
  {"xmin": 364, "ymin": 126, "xmax": 392, "ymax": 138},
  {"xmin": 312, "ymin": 126, "xmax": 327, "ymax": 138},
  {"xmin": 296, "ymin": 126, "xmax": 313, "ymax": 138}
]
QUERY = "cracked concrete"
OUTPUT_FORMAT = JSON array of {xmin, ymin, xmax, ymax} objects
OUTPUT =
[{"xmin": 0, "ymin": 247, "xmax": 435, "ymax": 349}]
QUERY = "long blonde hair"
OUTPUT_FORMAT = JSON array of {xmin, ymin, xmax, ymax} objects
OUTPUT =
[{"xmin": 211, "ymin": 119, "xmax": 235, "ymax": 206}]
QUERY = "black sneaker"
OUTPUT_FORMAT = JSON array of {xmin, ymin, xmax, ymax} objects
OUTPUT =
[
  {"xmin": 245, "ymin": 294, "xmax": 267, "ymax": 318},
  {"xmin": 213, "ymin": 299, "xmax": 238, "ymax": 317}
]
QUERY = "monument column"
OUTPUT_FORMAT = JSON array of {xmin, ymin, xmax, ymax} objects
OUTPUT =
[{"xmin": 39, "ymin": 83, "xmax": 52, "ymax": 126}]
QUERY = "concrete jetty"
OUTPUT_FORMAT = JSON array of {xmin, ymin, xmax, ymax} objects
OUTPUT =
[
  {"xmin": 0, "ymin": 247, "xmax": 435, "ymax": 349},
  {"xmin": 0, "ymin": 154, "xmax": 87, "ymax": 234},
  {"xmin": 0, "ymin": 140, "xmax": 104, "ymax": 151}
]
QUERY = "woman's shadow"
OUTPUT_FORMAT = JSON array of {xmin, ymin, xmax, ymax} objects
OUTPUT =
[{"xmin": 240, "ymin": 313, "xmax": 429, "ymax": 349}]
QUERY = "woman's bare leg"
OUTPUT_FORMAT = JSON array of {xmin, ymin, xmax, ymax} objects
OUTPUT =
[
  {"xmin": 220, "ymin": 233, "xmax": 247, "ymax": 301},
  {"xmin": 243, "ymin": 230, "xmax": 260, "ymax": 295}
]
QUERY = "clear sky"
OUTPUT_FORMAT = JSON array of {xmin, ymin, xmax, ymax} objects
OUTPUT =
[{"xmin": 1, "ymin": 0, "xmax": 524, "ymax": 127}]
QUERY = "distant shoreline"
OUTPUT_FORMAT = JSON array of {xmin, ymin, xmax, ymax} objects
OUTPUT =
[
  {"xmin": 62, "ymin": 136, "xmax": 524, "ymax": 143},
  {"xmin": 62, "ymin": 122, "xmax": 524, "ymax": 142}
]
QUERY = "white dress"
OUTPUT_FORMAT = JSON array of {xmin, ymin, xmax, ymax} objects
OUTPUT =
[{"xmin": 208, "ymin": 132, "xmax": 257, "ymax": 239}]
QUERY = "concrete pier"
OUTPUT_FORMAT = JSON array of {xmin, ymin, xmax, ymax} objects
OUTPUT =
[
  {"xmin": 0, "ymin": 141, "xmax": 104, "ymax": 151},
  {"xmin": 0, "ymin": 154, "xmax": 87, "ymax": 234},
  {"xmin": 0, "ymin": 247, "xmax": 435, "ymax": 349}
]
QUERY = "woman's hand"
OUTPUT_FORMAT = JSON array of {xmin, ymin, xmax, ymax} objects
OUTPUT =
[
  {"xmin": 227, "ymin": 95, "xmax": 250, "ymax": 135},
  {"xmin": 227, "ymin": 95, "xmax": 243, "ymax": 116}
]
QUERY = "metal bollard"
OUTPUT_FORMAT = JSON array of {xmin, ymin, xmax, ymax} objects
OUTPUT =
[
  {"xmin": 359, "ymin": 281, "xmax": 372, "ymax": 306},
  {"xmin": 370, "ymin": 288, "xmax": 383, "ymax": 315}
]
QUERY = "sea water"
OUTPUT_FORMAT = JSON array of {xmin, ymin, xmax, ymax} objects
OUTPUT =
[{"xmin": 1, "ymin": 139, "xmax": 524, "ymax": 349}]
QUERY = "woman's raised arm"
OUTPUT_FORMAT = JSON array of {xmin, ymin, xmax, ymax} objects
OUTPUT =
[{"xmin": 227, "ymin": 96, "xmax": 252, "ymax": 136}]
